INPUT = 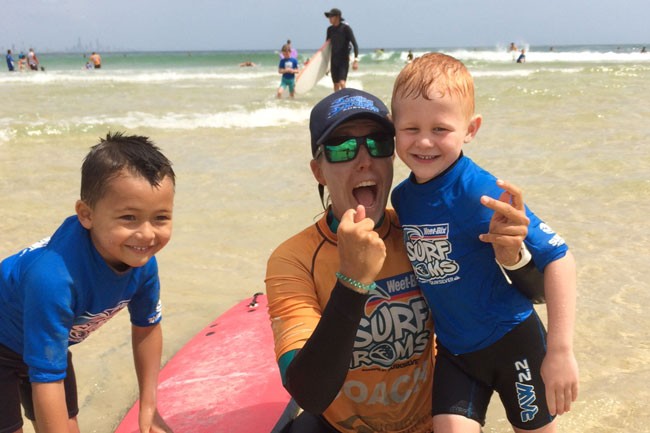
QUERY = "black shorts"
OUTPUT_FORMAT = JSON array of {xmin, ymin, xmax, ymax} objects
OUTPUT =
[
  {"xmin": 330, "ymin": 58, "xmax": 350, "ymax": 83},
  {"xmin": 432, "ymin": 311, "xmax": 555, "ymax": 430},
  {"xmin": 0, "ymin": 343, "xmax": 79, "ymax": 433}
]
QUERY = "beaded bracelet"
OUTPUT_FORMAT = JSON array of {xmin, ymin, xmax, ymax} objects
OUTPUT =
[{"xmin": 335, "ymin": 272, "xmax": 377, "ymax": 292}]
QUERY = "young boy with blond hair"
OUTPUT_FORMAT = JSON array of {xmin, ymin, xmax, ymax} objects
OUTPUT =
[
  {"xmin": 0, "ymin": 132, "xmax": 175, "ymax": 433},
  {"xmin": 277, "ymin": 43, "xmax": 299, "ymax": 99},
  {"xmin": 390, "ymin": 52, "xmax": 578, "ymax": 433}
]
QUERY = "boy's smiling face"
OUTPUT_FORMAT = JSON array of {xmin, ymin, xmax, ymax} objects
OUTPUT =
[
  {"xmin": 392, "ymin": 91, "xmax": 481, "ymax": 184},
  {"xmin": 76, "ymin": 169, "xmax": 174, "ymax": 272}
]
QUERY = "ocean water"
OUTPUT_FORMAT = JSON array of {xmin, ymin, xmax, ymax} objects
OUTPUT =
[{"xmin": 1, "ymin": 44, "xmax": 649, "ymax": 432}]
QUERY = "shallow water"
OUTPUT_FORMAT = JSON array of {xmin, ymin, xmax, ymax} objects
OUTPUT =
[{"xmin": 2, "ymin": 45, "xmax": 649, "ymax": 432}]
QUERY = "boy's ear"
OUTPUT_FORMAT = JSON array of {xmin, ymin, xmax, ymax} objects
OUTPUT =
[
  {"xmin": 464, "ymin": 114, "xmax": 483, "ymax": 143},
  {"xmin": 310, "ymin": 159, "xmax": 327, "ymax": 186},
  {"xmin": 75, "ymin": 200, "xmax": 93, "ymax": 229}
]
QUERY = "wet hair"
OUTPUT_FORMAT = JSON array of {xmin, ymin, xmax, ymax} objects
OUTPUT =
[
  {"xmin": 391, "ymin": 52, "xmax": 475, "ymax": 120},
  {"xmin": 80, "ymin": 132, "xmax": 175, "ymax": 207},
  {"xmin": 317, "ymin": 184, "xmax": 329, "ymax": 211}
]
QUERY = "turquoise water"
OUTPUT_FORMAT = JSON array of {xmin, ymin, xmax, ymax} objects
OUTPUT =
[
  {"xmin": 2, "ymin": 45, "xmax": 650, "ymax": 432},
  {"xmin": 16, "ymin": 43, "xmax": 650, "ymax": 70},
  {"xmin": 2, "ymin": 44, "xmax": 649, "ymax": 142}
]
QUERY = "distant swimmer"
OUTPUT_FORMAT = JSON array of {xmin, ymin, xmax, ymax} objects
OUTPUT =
[
  {"xmin": 17, "ymin": 52, "xmax": 26, "ymax": 71},
  {"xmin": 279, "ymin": 39, "xmax": 298, "ymax": 59},
  {"xmin": 407, "ymin": 49, "xmax": 414, "ymax": 62},
  {"xmin": 27, "ymin": 48, "xmax": 39, "ymax": 71},
  {"xmin": 508, "ymin": 42, "xmax": 518, "ymax": 60},
  {"xmin": 642, "ymin": 46, "xmax": 647, "ymax": 53},
  {"xmin": 239, "ymin": 61, "xmax": 256, "ymax": 67},
  {"xmin": 90, "ymin": 52, "xmax": 102, "ymax": 69},
  {"xmin": 516, "ymin": 48, "xmax": 526, "ymax": 63},
  {"xmin": 6, "ymin": 50, "xmax": 15, "ymax": 71}
]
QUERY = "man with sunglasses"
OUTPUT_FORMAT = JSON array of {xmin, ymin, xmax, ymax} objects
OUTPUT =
[{"xmin": 265, "ymin": 89, "xmax": 543, "ymax": 433}]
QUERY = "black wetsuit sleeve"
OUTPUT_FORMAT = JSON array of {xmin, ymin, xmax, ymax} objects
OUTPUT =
[
  {"xmin": 283, "ymin": 281, "xmax": 368, "ymax": 413},
  {"xmin": 346, "ymin": 25, "xmax": 359, "ymax": 58},
  {"xmin": 505, "ymin": 259, "xmax": 546, "ymax": 304}
]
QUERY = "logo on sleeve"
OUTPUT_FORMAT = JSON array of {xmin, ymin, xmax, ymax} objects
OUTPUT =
[
  {"xmin": 69, "ymin": 301, "xmax": 129, "ymax": 343},
  {"xmin": 19, "ymin": 237, "xmax": 51, "ymax": 256},
  {"xmin": 539, "ymin": 223, "xmax": 566, "ymax": 247},
  {"xmin": 402, "ymin": 224, "xmax": 459, "ymax": 285}
]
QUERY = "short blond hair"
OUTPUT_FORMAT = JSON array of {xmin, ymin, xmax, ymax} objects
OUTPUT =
[{"xmin": 392, "ymin": 52, "xmax": 475, "ymax": 120}]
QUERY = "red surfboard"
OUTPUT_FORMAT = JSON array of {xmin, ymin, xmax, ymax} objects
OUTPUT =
[{"xmin": 114, "ymin": 293, "xmax": 291, "ymax": 433}]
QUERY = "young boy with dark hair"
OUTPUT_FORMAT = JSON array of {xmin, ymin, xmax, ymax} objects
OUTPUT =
[{"xmin": 0, "ymin": 132, "xmax": 175, "ymax": 433}]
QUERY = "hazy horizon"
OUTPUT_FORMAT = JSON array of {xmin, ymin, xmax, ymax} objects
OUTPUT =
[
  {"xmin": 4, "ymin": 43, "xmax": 649, "ymax": 56},
  {"xmin": 2, "ymin": 0, "xmax": 648, "ymax": 54}
]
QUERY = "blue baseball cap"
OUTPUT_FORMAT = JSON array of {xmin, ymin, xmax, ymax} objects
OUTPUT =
[{"xmin": 309, "ymin": 88, "xmax": 394, "ymax": 157}]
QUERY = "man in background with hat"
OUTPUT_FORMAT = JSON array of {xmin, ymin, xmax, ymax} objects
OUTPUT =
[{"xmin": 324, "ymin": 8, "xmax": 359, "ymax": 92}]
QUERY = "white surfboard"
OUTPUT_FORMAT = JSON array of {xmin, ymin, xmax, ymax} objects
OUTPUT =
[{"xmin": 295, "ymin": 41, "xmax": 331, "ymax": 94}]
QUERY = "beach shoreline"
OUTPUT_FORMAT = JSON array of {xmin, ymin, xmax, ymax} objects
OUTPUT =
[{"xmin": 3, "ymin": 45, "xmax": 650, "ymax": 433}]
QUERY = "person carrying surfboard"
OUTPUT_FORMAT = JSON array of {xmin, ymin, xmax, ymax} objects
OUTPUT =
[
  {"xmin": 0, "ymin": 133, "xmax": 175, "ymax": 433},
  {"xmin": 265, "ymin": 88, "xmax": 545, "ymax": 433},
  {"xmin": 324, "ymin": 8, "xmax": 359, "ymax": 92}
]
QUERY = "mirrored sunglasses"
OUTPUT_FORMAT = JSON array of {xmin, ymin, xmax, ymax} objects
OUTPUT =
[{"xmin": 315, "ymin": 133, "xmax": 394, "ymax": 163}]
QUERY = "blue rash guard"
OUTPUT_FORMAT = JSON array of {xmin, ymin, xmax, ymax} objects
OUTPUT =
[
  {"xmin": 0, "ymin": 216, "xmax": 162, "ymax": 382},
  {"xmin": 391, "ymin": 155, "xmax": 568, "ymax": 355},
  {"xmin": 278, "ymin": 57, "xmax": 298, "ymax": 80}
]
